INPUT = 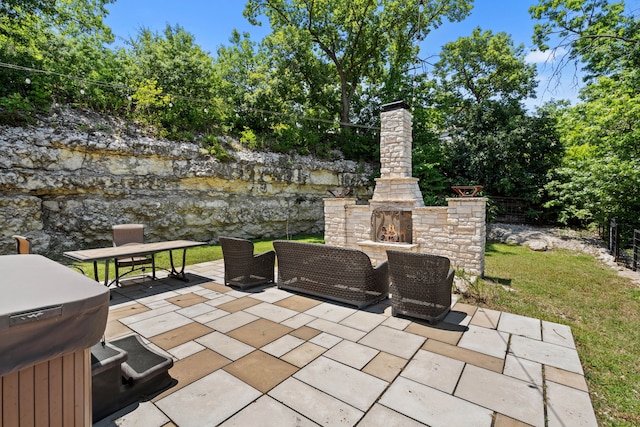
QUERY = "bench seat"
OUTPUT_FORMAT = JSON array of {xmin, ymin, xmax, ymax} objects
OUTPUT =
[{"xmin": 273, "ymin": 240, "xmax": 389, "ymax": 308}]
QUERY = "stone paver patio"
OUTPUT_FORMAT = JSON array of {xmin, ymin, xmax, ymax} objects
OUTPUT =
[{"xmin": 94, "ymin": 260, "xmax": 598, "ymax": 427}]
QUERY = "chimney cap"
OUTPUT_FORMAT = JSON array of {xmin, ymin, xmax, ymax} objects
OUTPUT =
[{"xmin": 381, "ymin": 100, "xmax": 410, "ymax": 112}]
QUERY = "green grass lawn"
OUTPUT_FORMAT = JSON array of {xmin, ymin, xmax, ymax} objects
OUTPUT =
[{"xmin": 68, "ymin": 236, "xmax": 639, "ymax": 426}]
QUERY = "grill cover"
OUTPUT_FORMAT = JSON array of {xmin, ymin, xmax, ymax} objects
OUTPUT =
[{"xmin": 0, "ymin": 254, "xmax": 110, "ymax": 376}]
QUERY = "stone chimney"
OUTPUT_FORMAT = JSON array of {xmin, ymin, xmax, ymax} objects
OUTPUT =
[{"xmin": 370, "ymin": 101, "xmax": 424, "ymax": 209}]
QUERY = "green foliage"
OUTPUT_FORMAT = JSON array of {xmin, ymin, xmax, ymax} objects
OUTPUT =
[
  {"xmin": 0, "ymin": 0, "xmax": 115, "ymax": 115},
  {"xmin": 0, "ymin": 93, "xmax": 36, "ymax": 124},
  {"xmin": 130, "ymin": 78, "xmax": 170, "ymax": 125},
  {"xmin": 530, "ymin": 0, "xmax": 639, "ymax": 81},
  {"xmin": 244, "ymin": 0, "xmax": 473, "ymax": 125},
  {"xmin": 1, "ymin": 5, "xmax": 228, "ymax": 139},
  {"xmin": 531, "ymin": 0, "xmax": 640, "ymax": 229},
  {"xmin": 434, "ymin": 27, "xmax": 537, "ymax": 105},
  {"xmin": 118, "ymin": 24, "xmax": 226, "ymax": 136},
  {"xmin": 544, "ymin": 76, "xmax": 640, "ymax": 228},
  {"xmin": 201, "ymin": 135, "xmax": 233, "ymax": 162},
  {"xmin": 0, "ymin": 87, "xmax": 51, "ymax": 124},
  {"xmin": 0, "ymin": 0, "xmax": 55, "ymax": 17},
  {"xmin": 239, "ymin": 127, "xmax": 260, "ymax": 149},
  {"xmin": 426, "ymin": 28, "xmax": 562, "ymax": 205},
  {"xmin": 339, "ymin": 127, "xmax": 379, "ymax": 162},
  {"xmin": 412, "ymin": 108, "xmax": 451, "ymax": 205}
]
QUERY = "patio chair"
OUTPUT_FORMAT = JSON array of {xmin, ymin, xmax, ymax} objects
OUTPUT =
[
  {"xmin": 112, "ymin": 224, "xmax": 154, "ymax": 286},
  {"xmin": 386, "ymin": 250, "xmax": 454, "ymax": 324},
  {"xmin": 12, "ymin": 235, "xmax": 31, "ymax": 254},
  {"xmin": 12, "ymin": 234, "xmax": 86, "ymax": 275},
  {"xmin": 219, "ymin": 236, "xmax": 275, "ymax": 290}
]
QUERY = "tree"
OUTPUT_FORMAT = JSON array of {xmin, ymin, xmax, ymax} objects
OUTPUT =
[
  {"xmin": 438, "ymin": 102, "xmax": 562, "ymax": 201},
  {"xmin": 530, "ymin": 0, "xmax": 639, "ymax": 82},
  {"xmin": 531, "ymin": 0, "xmax": 640, "ymax": 228},
  {"xmin": 426, "ymin": 28, "xmax": 561, "ymax": 205},
  {"xmin": 214, "ymin": 31, "xmax": 265, "ymax": 132},
  {"xmin": 243, "ymin": 0, "xmax": 473, "ymax": 125},
  {"xmin": 544, "ymin": 76, "xmax": 640, "ymax": 227},
  {"xmin": 118, "ymin": 25, "xmax": 225, "ymax": 136},
  {"xmin": 214, "ymin": 29, "xmax": 341, "ymax": 156},
  {"xmin": 0, "ymin": 0, "xmax": 115, "ymax": 122},
  {"xmin": 0, "ymin": 0, "xmax": 54, "ymax": 16},
  {"xmin": 433, "ymin": 27, "xmax": 537, "ymax": 107}
]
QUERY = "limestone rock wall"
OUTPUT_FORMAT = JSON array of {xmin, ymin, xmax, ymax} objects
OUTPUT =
[{"xmin": 0, "ymin": 109, "xmax": 375, "ymax": 256}]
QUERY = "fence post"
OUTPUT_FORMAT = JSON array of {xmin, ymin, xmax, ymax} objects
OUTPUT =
[
  {"xmin": 634, "ymin": 229, "xmax": 639, "ymax": 272},
  {"xmin": 610, "ymin": 219, "xmax": 619, "ymax": 262}
]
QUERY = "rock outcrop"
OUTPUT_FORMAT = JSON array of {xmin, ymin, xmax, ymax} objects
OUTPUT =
[{"xmin": 0, "ymin": 107, "xmax": 375, "ymax": 255}]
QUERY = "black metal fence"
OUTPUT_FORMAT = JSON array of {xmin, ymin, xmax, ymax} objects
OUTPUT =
[
  {"xmin": 603, "ymin": 219, "xmax": 640, "ymax": 271},
  {"xmin": 489, "ymin": 197, "xmax": 542, "ymax": 224}
]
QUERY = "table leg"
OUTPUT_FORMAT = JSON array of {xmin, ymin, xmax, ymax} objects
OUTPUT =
[
  {"xmin": 93, "ymin": 259, "xmax": 111, "ymax": 287},
  {"xmin": 92, "ymin": 261, "xmax": 99, "ymax": 282},
  {"xmin": 168, "ymin": 249, "xmax": 189, "ymax": 281},
  {"xmin": 104, "ymin": 259, "xmax": 110, "ymax": 286}
]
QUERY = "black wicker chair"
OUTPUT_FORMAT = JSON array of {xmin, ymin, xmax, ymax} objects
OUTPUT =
[
  {"xmin": 273, "ymin": 240, "xmax": 389, "ymax": 308},
  {"xmin": 386, "ymin": 250, "xmax": 454, "ymax": 324},
  {"xmin": 219, "ymin": 236, "xmax": 275, "ymax": 290}
]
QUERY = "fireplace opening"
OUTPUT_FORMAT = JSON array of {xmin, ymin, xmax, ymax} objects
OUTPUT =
[{"xmin": 371, "ymin": 209, "xmax": 412, "ymax": 244}]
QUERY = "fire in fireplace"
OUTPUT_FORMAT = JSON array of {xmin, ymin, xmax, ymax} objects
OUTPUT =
[{"xmin": 371, "ymin": 209, "xmax": 412, "ymax": 244}]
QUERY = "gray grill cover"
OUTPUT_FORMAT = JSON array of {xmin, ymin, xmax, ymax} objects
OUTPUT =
[{"xmin": 0, "ymin": 254, "xmax": 110, "ymax": 376}]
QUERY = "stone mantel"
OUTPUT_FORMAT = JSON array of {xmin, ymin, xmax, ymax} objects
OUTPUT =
[{"xmin": 358, "ymin": 240, "xmax": 418, "ymax": 251}]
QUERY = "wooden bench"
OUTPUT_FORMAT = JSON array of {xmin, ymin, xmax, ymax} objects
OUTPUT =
[{"xmin": 273, "ymin": 240, "xmax": 390, "ymax": 308}]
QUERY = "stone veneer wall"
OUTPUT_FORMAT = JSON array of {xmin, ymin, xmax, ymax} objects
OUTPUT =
[
  {"xmin": 0, "ymin": 109, "xmax": 375, "ymax": 255},
  {"xmin": 413, "ymin": 199, "xmax": 487, "ymax": 276},
  {"xmin": 324, "ymin": 197, "xmax": 486, "ymax": 276}
]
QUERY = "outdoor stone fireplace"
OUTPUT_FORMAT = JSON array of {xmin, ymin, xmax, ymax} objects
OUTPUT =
[
  {"xmin": 324, "ymin": 101, "xmax": 487, "ymax": 276},
  {"xmin": 371, "ymin": 208, "xmax": 412, "ymax": 244}
]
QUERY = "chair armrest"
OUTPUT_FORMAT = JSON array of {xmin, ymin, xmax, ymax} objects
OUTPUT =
[
  {"xmin": 444, "ymin": 268, "xmax": 455, "ymax": 289},
  {"xmin": 254, "ymin": 250, "xmax": 275, "ymax": 264},
  {"xmin": 446, "ymin": 268, "xmax": 455, "ymax": 282},
  {"xmin": 373, "ymin": 260, "xmax": 390, "ymax": 291},
  {"xmin": 253, "ymin": 250, "xmax": 276, "ymax": 278}
]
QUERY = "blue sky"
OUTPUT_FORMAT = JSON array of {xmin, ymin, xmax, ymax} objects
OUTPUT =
[{"xmin": 104, "ymin": 0, "xmax": 585, "ymax": 108}]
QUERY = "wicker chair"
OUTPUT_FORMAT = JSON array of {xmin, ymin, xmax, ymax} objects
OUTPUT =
[
  {"xmin": 219, "ymin": 236, "xmax": 275, "ymax": 290},
  {"xmin": 386, "ymin": 250, "xmax": 454, "ymax": 324},
  {"xmin": 112, "ymin": 224, "xmax": 154, "ymax": 285},
  {"xmin": 12, "ymin": 235, "xmax": 31, "ymax": 254},
  {"xmin": 273, "ymin": 240, "xmax": 389, "ymax": 308}
]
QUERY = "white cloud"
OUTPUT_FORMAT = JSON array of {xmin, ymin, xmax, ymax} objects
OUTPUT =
[{"xmin": 525, "ymin": 47, "xmax": 567, "ymax": 64}]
